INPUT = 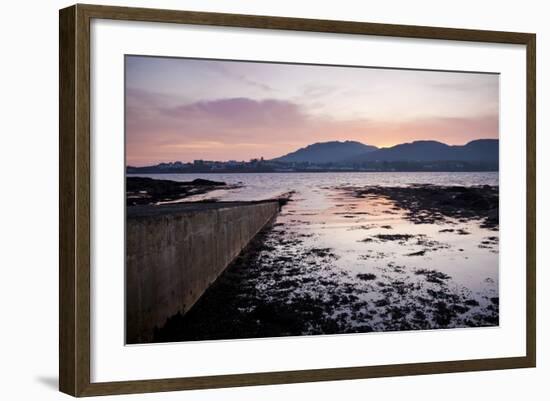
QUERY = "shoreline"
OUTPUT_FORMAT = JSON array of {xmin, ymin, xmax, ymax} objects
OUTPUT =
[
  {"xmin": 146, "ymin": 181, "xmax": 499, "ymax": 343},
  {"xmin": 127, "ymin": 169, "xmax": 499, "ymax": 175}
]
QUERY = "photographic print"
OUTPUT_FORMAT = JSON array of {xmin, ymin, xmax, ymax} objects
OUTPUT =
[{"xmin": 125, "ymin": 55, "xmax": 499, "ymax": 344}]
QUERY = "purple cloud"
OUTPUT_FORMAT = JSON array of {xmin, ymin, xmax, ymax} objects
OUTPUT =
[{"xmin": 160, "ymin": 97, "xmax": 307, "ymax": 129}]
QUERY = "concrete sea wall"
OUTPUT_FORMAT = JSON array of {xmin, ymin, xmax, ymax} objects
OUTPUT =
[{"xmin": 126, "ymin": 201, "xmax": 280, "ymax": 344}]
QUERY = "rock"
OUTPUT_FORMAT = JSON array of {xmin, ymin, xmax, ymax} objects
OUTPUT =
[{"xmin": 182, "ymin": 178, "xmax": 226, "ymax": 186}]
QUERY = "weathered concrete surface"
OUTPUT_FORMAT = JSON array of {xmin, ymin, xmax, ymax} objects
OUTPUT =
[{"xmin": 126, "ymin": 201, "xmax": 280, "ymax": 343}]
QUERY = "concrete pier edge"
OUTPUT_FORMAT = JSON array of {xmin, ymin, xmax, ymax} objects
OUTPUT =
[{"xmin": 126, "ymin": 200, "xmax": 280, "ymax": 344}]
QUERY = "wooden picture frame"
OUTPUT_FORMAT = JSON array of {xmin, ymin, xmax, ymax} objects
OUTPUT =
[{"xmin": 59, "ymin": 3, "xmax": 536, "ymax": 397}]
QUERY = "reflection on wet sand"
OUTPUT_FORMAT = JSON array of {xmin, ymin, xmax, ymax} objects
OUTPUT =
[{"xmin": 153, "ymin": 182, "xmax": 499, "ymax": 342}]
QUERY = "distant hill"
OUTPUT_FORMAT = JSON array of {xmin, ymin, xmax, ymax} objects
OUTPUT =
[
  {"xmin": 272, "ymin": 141, "xmax": 378, "ymax": 163},
  {"xmin": 349, "ymin": 139, "xmax": 498, "ymax": 163},
  {"xmin": 127, "ymin": 138, "xmax": 499, "ymax": 174},
  {"xmin": 458, "ymin": 139, "xmax": 500, "ymax": 161}
]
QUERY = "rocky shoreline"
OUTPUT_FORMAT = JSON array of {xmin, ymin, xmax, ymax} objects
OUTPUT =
[
  {"xmin": 151, "ymin": 183, "xmax": 499, "ymax": 342},
  {"xmin": 346, "ymin": 184, "xmax": 499, "ymax": 229},
  {"xmin": 126, "ymin": 176, "xmax": 232, "ymax": 206}
]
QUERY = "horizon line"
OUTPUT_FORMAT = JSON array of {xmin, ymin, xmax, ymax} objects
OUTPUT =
[{"xmin": 126, "ymin": 137, "xmax": 498, "ymax": 167}]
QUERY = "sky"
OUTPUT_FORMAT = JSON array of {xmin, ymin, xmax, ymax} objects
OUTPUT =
[{"xmin": 125, "ymin": 55, "xmax": 499, "ymax": 166}]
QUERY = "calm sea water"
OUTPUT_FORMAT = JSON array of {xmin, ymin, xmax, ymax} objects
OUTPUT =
[
  {"xmin": 129, "ymin": 171, "xmax": 498, "ymax": 202},
  {"xmin": 130, "ymin": 172, "xmax": 499, "ymax": 333}
]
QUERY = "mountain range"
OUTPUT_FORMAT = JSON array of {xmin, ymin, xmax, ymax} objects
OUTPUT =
[
  {"xmin": 271, "ymin": 139, "xmax": 498, "ymax": 164},
  {"xmin": 272, "ymin": 140, "xmax": 378, "ymax": 163},
  {"xmin": 127, "ymin": 139, "xmax": 498, "ymax": 173}
]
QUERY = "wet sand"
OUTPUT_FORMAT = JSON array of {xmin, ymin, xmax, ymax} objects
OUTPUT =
[{"xmin": 152, "ymin": 184, "xmax": 499, "ymax": 342}]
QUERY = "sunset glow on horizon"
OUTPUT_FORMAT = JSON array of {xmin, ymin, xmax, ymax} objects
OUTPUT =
[{"xmin": 126, "ymin": 56, "xmax": 499, "ymax": 166}]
